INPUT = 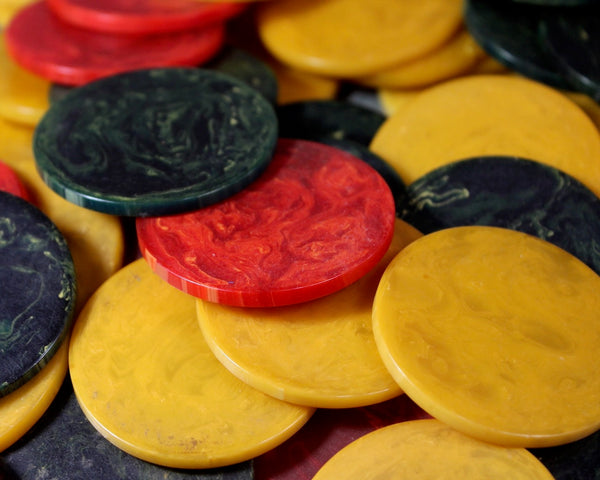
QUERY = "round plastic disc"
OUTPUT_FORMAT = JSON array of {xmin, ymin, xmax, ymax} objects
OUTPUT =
[
  {"xmin": 373, "ymin": 226, "xmax": 600, "ymax": 448},
  {"xmin": 313, "ymin": 419, "xmax": 555, "ymax": 479},
  {"xmin": 137, "ymin": 138, "xmax": 396, "ymax": 307},
  {"xmin": 197, "ymin": 219, "xmax": 421, "ymax": 408},
  {"xmin": 0, "ymin": 191, "xmax": 76, "ymax": 397},
  {"xmin": 0, "ymin": 339, "xmax": 68, "ymax": 451},
  {"xmin": 369, "ymin": 74, "xmax": 600, "ymax": 198},
  {"xmin": 46, "ymin": 0, "xmax": 245, "ymax": 35},
  {"xmin": 540, "ymin": 10, "xmax": 600, "ymax": 101},
  {"xmin": 399, "ymin": 156, "xmax": 600, "ymax": 275},
  {"xmin": 357, "ymin": 27, "xmax": 486, "ymax": 89},
  {"xmin": 463, "ymin": 0, "xmax": 571, "ymax": 89},
  {"xmin": 0, "ymin": 33, "xmax": 49, "ymax": 127},
  {"xmin": 0, "ymin": 119, "xmax": 125, "ymax": 312},
  {"xmin": 255, "ymin": 0, "xmax": 464, "ymax": 77},
  {"xmin": 2, "ymin": 376, "xmax": 255, "ymax": 479},
  {"xmin": 5, "ymin": 1, "xmax": 225, "ymax": 86},
  {"xmin": 0, "ymin": 160, "xmax": 30, "ymax": 200},
  {"xmin": 34, "ymin": 67, "xmax": 278, "ymax": 217},
  {"xmin": 69, "ymin": 258, "xmax": 313, "ymax": 469}
]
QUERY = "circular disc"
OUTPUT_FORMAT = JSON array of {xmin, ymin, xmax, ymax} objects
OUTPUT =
[
  {"xmin": 0, "ymin": 339, "xmax": 67, "ymax": 451},
  {"xmin": 69, "ymin": 258, "xmax": 313, "ymax": 469},
  {"xmin": 373, "ymin": 226, "xmax": 600, "ymax": 447},
  {"xmin": 197, "ymin": 219, "xmax": 421, "ymax": 408},
  {"xmin": 463, "ymin": 0, "xmax": 571, "ymax": 89},
  {"xmin": 357, "ymin": 28, "xmax": 486, "ymax": 89},
  {"xmin": 313, "ymin": 420, "xmax": 555, "ymax": 480},
  {"xmin": 137, "ymin": 138, "xmax": 396, "ymax": 307},
  {"xmin": 45, "ymin": 0, "xmax": 245, "ymax": 35},
  {"xmin": 0, "ymin": 33, "xmax": 49, "ymax": 127},
  {"xmin": 0, "ymin": 160, "xmax": 30, "ymax": 200},
  {"xmin": 399, "ymin": 156, "xmax": 600, "ymax": 275},
  {"xmin": 3, "ymin": 377, "xmax": 255, "ymax": 479},
  {"xmin": 255, "ymin": 0, "xmax": 464, "ymax": 77},
  {"xmin": 34, "ymin": 67, "xmax": 278, "ymax": 217},
  {"xmin": 5, "ymin": 1, "xmax": 225, "ymax": 86},
  {"xmin": 540, "ymin": 10, "xmax": 600, "ymax": 101},
  {"xmin": 369, "ymin": 74, "xmax": 600, "ymax": 198},
  {"xmin": 0, "ymin": 191, "xmax": 76, "ymax": 397}
]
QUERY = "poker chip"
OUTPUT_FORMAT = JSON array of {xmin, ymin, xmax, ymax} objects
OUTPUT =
[
  {"xmin": 69, "ymin": 258, "xmax": 313, "ymax": 469},
  {"xmin": 137, "ymin": 138, "xmax": 396, "ymax": 307},
  {"xmin": 256, "ymin": 0, "xmax": 464, "ymax": 77},
  {"xmin": 5, "ymin": 1, "xmax": 225, "ymax": 86},
  {"xmin": 0, "ymin": 191, "xmax": 76, "ymax": 397},
  {"xmin": 2, "ymin": 375, "xmax": 255, "ymax": 479},
  {"xmin": 399, "ymin": 156, "xmax": 600, "ymax": 275},
  {"xmin": 45, "ymin": 0, "xmax": 246, "ymax": 35},
  {"xmin": 34, "ymin": 67, "xmax": 278, "ymax": 216},
  {"xmin": 540, "ymin": 11, "xmax": 600, "ymax": 101},
  {"xmin": 313, "ymin": 420, "xmax": 555, "ymax": 479},
  {"xmin": 373, "ymin": 226, "xmax": 600, "ymax": 447}
]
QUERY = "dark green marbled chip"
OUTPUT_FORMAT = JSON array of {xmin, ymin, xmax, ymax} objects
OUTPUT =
[
  {"xmin": 399, "ymin": 156, "xmax": 600, "ymax": 275},
  {"xmin": 34, "ymin": 67, "xmax": 278, "ymax": 217},
  {"xmin": 464, "ymin": 0, "xmax": 572, "ymax": 89},
  {"xmin": 2, "ymin": 377, "xmax": 254, "ymax": 480},
  {"xmin": 540, "ymin": 10, "xmax": 600, "ymax": 101},
  {"xmin": 0, "ymin": 191, "xmax": 76, "ymax": 397}
]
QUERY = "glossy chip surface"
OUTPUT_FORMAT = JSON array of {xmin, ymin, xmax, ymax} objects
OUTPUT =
[
  {"xmin": 0, "ymin": 191, "xmax": 76, "ymax": 397},
  {"xmin": 5, "ymin": 2, "xmax": 225, "ymax": 86},
  {"xmin": 138, "ymin": 139, "xmax": 396, "ymax": 307},
  {"xmin": 69, "ymin": 258, "xmax": 313, "ymax": 469},
  {"xmin": 34, "ymin": 68, "xmax": 277, "ymax": 216},
  {"xmin": 373, "ymin": 226, "xmax": 600, "ymax": 447},
  {"xmin": 313, "ymin": 420, "xmax": 555, "ymax": 479},
  {"xmin": 46, "ymin": 0, "xmax": 245, "ymax": 34}
]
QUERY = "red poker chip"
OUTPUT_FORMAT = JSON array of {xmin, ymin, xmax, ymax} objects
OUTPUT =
[
  {"xmin": 45, "ymin": 0, "xmax": 246, "ymax": 35},
  {"xmin": 136, "ymin": 138, "xmax": 396, "ymax": 308},
  {"xmin": 0, "ymin": 160, "xmax": 31, "ymax": 201},
  {"xmin": 5, "ymin": 1, "xmax": 225, "ymax": 86}
]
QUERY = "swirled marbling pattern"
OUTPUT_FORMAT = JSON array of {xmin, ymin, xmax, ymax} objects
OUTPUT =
[
  {"xmin": 0, "ymin": 191, "xmax": 76, "ymax": 397},
  {"xmin": 399, "ymin": 156, "xmax": 600, "ymax": 275},
  {"xmin": 137, "ymin": 138, "xmax": 396, "ymax": 307},
  {"xmin": 34, "ymin": 67, "xmax": 278, "ymax": 216}
]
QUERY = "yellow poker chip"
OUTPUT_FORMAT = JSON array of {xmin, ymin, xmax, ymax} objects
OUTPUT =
[
  {"xmin": 370, "ymin": 74, "xmax": 600, "ymax": 198},
  {"xmin": 0, "ymin": 119, "xmax": 124, "ymax": 312},
  {"xmin": 255, "ymin": 0, "xmax": 463, "ymax": 78},
  {"xmin": 0, "ymin": 33, "xmax": 49, "ymax": 126},
  {"xmin": 197, "ymin": 219, "xmax": 422, "ymax": 409},
  {"xmin": 313, "ymin": 419, "xmax": 555, "ymax": 480},
  {"xmin": 565, "ymin": 91, "xmax": 600, "ymax": 131},
  {"xmin": 0, "ymin": 339, "xmax": 68, "ymax": 452},
  {"xmin": 357, "ymin": 28, "xmax": 486, "ymax": 89},
  {"xmin": 69, "ymin": 258, "xmax": 314, "ymax": 469},
  {"xmin": 373, "ymin": 226, "xmax": 600, "ymax": 448}
]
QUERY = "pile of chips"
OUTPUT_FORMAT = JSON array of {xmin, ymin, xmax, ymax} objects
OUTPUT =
[{"xmin": 1, "ymin": 0, "xmax": 600, "ymax": 479}]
